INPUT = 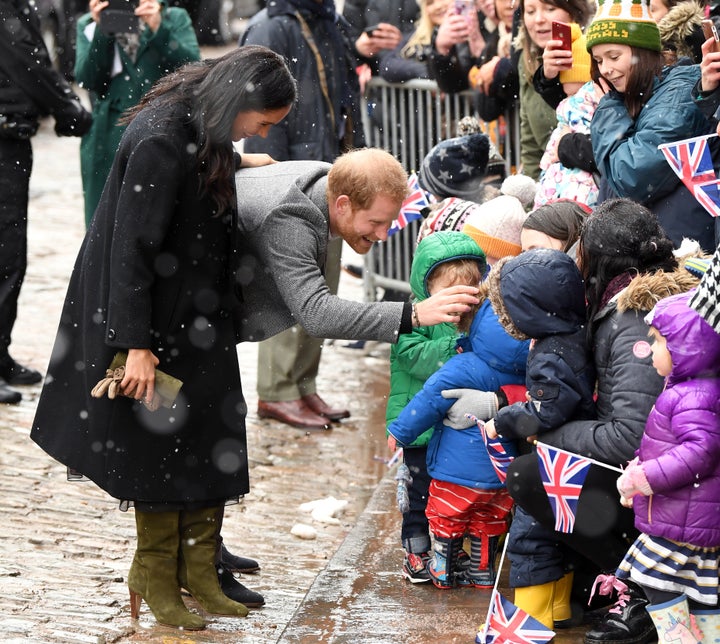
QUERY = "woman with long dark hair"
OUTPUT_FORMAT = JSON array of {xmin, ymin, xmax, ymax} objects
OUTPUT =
[{"xmin": 30, "ymin": 45, "xmax": 297, "ymax": 631}]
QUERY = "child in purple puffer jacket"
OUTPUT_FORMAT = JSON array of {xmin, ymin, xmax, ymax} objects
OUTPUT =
[{"xmin": 615, "ymin": 289, "xmax": 720, "ymax": 643}]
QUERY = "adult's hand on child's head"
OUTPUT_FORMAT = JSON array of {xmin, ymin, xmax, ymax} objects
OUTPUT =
[
  {"xmin": 415, "ymin": 284, "xmax": 479, "ymax": 326},
  {"xmin": 701, "ymin": 37, "xmax": 720, "ymax": 93},
  {"xmin": 542, "ymin": 40, "xmax": 573, "ymax": 80},
  {"xmin": 388, "ymin": 435, "xmax": 397, "ymax": 452}
]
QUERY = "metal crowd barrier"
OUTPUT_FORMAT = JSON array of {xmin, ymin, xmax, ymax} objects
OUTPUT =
[{"xmin": 359, "ymin": 77, "xmax": 520, "ymax": 302}]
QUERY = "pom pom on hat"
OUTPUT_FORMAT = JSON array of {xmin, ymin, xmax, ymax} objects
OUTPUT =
[
  {"xmin": 560, "ymin": 24, "xmax": 592, "ymax": 84},
  {"xmin": 418, "ymin": 133, "xmax": 491, "ymax": 200},
  {"xmin": 500, "ymin": 174, "xmax": 538, "ymax": 209},
  {"xmin": 585, "ymin": 0, "xmax": 661, "ymax": 52},
  {"xmin": 461, "ymin": 194, "xmax": 529, "ymax": 259}
]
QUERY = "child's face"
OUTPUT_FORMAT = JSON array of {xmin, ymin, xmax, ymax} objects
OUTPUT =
[
  {"xmin": 428, "ymin": 273, "xmax": 473, "ymax": 295},
  {"xmin": 649, "ymin": 326, "xmax": 672, "ymax": 377}
]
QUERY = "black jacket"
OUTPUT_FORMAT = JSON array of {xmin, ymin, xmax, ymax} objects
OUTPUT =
[
  {"xmin": 0, "ymin": 0, "xmax": 91, "ymax": 138},
  {"xmin": 240, "ymin": 0, "xmax": 365, "ymax": 162}
]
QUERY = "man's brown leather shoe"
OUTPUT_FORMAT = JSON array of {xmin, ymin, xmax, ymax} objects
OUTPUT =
[
  {"xmin": 302, "ymin": 393, "xmax": 351, "ymax": 421},
  {"xmin": 257, "ymin": 399, "xmax": 331, "ymax": 430}
]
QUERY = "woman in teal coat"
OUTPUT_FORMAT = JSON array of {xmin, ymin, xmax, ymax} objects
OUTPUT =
[{"xmin": 75, "ymin": 0, "xmax": 200, "ymax": 226}]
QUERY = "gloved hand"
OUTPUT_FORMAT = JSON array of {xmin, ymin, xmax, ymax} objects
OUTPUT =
[
  {"xmin": 617, "ymin": 459, "xmax": 652, "ymax": 507},
  {"xmin": 54, "ymin": 101, "xmax": 92, "ymax": 137},
  {"xmin": 441, "ymin": 388, "xmax": 498, "ymax": 429}
]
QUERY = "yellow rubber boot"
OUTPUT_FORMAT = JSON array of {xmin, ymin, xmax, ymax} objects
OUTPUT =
[
  {"xmin": 553, "ymin": 572, "xmax": 574, "ymax": 628},
  {"xmin": 514, "ymin": 581, "xmax": 556, "ymax": 630}
]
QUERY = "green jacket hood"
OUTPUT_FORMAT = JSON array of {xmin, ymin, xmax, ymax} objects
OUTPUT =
[{"xmin": 409, "ymin": 231, "xmax": 487, "ymax": 301}]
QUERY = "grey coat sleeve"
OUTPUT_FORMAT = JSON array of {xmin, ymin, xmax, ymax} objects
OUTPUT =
[{"xmin": 256, "ymin": 209, "xmax": 405, "ymax": 342}]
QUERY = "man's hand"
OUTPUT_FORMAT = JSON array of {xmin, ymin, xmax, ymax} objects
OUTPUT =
[{"xmin": 414, "ymin": 285, "xmax": 479, "ymax": 326}]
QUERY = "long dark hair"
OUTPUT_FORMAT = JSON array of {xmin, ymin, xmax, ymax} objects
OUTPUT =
[
  {"xmin": 591, "ymin": 47, "xmax": 664, "ymax": 118},
  {"xmin": 125, "ymin": 45, "xmax": 297, "ymax": 212},
  {"xmin": 523, "ymin": 201, "xmax": 588, "ymax": 252},
  {"xmin": 578, "ymin": 198, "xmax": 677, "ymax": 322}
]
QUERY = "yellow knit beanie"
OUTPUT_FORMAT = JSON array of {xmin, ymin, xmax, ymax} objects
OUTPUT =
[{"xmin": 560, "ymin": 24, "xmax": 592, "ymax": 85}]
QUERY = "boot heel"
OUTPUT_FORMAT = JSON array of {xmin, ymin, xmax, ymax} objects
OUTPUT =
[{"xmin": 129, "ymin": 588, "xmax": 141, "ymax": 619}]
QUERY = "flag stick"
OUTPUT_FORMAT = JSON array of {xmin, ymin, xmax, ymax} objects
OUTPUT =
[{"xmin": 534, "ymin": 440, "xmax": 624, "ymax": 473}]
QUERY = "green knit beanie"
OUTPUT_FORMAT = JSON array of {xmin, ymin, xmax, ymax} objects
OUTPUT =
[{"xmin": 585, "ymin": 0, "xmax": 662, "ymax": 52}]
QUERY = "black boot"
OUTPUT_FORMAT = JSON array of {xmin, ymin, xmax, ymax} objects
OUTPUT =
[
  {"xmin": 218, "ymin": 565, "xmax": 265, "ymax": 608},
  {"xmin": 584, "ymin": 577, "xmax": 657, "ymax": 644},
  {"xmin": 220, "ymin": 542, "xmax": 260, "ymax": 574},
  {"xmin": 0, "ymin": 379, "xmax": 21, "ymax": 404}
]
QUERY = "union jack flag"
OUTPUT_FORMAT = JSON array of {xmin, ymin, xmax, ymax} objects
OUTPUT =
[
  {"xmin": 659, "ymin": 134, "xmax": 720, "ymax": 218},
  {"xmin": 467, "ymin": 414, "xmax": 514, "ymax": 484},
  {"xmin": 536, "ymin": 442, "xmax": 591, "ymax": 534},
  {"xmin": 477, "ymin": 591, "xmax": 556, "ymax": 644},
  {"xmin": 388, "ymin": 173, "xmax": 434, "ymax": 236}
]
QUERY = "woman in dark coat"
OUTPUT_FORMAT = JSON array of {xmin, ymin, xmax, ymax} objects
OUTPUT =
[{"xmin": 30, "ymin": 46, "xmax": 297, "ymax": 631}]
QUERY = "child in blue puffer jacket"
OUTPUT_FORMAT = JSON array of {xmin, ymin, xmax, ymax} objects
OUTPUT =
[
  {"xmin": 386, "ymin": 230, "xmax": 488, "ymax": 585},
  {"xmin": 387, "ymin": 269, "xmax": 530, "ymax": 590}
]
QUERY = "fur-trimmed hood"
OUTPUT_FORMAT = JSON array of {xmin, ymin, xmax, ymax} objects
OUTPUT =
[
  {"xmin": 487, "ymin": 249, "xmax": 586, "ymax": 341},
  {"xmin": 657, "ymin": 1, "xmax": 705, "ymax": 62},
  {"xmin": 616, "ymin": 263, "xmax": 701, "ymax": 314}
]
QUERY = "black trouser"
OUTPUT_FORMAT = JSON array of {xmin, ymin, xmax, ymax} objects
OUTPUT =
[
  {"xmin": 401, "ymin": 445, "xmax": 432, "ymax": 554},
  {"xmin": 507, "ymin": 452, "xmax": 637, "ymax": 573},
  {"xmin": 0, "ymin": 137, "xmax": 31, "ymax": 359}
]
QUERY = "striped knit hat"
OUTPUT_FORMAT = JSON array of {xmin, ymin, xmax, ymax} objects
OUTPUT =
[{"xmin": 585, "ymin": 0, "xmax": 661, "ymax": 52}]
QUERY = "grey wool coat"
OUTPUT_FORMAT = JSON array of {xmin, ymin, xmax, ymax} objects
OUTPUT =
[
  {"xmin": 31, "ymin": 100, "xmax": 248, "ymax": 505},
  {"xmin": 234, "ymin": 160, "xmax": 407, "ymax": 344}
]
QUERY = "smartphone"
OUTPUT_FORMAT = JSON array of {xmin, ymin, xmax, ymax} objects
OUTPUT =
[
  {"xmin": 702, "ymin": 19, "xmax": 720, "ymax": 52},
  {"xmin": 99, "ymin": 0, "xmax": 139, "ymax": 35},
  {"xmin": 454, "ymin": 0, "xmax": 474, "ymax": 16},
  {"xmin": 551, "ymin": 21, "xmax": 572, "ymax": 51},
  {"xmin": 364, "ymin": 23, "xmax": 380, "ymax": 36}
]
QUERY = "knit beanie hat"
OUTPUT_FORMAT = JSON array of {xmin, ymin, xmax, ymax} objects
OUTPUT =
[
  {"xmin": 560, "ymin": 23, "xmax": 592, "ymax": 84},
  {"xmin": 585, "ymin": 0, "xmax": 662, "ymax": 52},
  {"xmin": 461, "ymin": 194, "xmax": 528, "ymax": 259},
  {"xmin": 418, "ymin": 133, "xmax": 491, "ymax": 200}
]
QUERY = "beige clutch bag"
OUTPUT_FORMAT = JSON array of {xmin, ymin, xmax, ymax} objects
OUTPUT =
[{"xmin": 90, "ymin": 352, "xmax": 183, "ymax": 411}]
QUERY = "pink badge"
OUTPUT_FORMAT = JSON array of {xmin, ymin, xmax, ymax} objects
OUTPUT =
[{"xmin": 633, "ymin": 340, "xmax": 652, "ymax": 359}]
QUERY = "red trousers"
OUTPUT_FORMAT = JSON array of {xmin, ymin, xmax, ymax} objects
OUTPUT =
[{"xmin": 425, "ymin": 479, "xmax": 513, "ymax": 540}]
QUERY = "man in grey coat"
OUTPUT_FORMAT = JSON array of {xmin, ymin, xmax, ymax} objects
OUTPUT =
[{"xmin": 234, "ymin": 148, "xmax": 482, "ymax": 428}]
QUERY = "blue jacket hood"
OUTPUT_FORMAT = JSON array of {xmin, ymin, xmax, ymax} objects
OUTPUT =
[{"xmin": 487, "ymin": 249, "xmax": 587, "ymax": 340}]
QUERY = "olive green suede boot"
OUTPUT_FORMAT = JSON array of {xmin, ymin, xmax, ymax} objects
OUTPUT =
[
  {"xmin": 178, "ymin": 507, "xmax": 249, "ymax": 617},
  {"xmin": 128, "ymin": 510, "xmax": 206, "ymax": 630}
]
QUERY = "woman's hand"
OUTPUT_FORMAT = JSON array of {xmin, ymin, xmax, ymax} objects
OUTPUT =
[
  {"xmin": 135, "ymin": 0, "xmax": 162, "ymax": 32},
  {"xmin": 89, "ymin": 0, "xmax": 109, "ymax": 24},
  {"xmin": 542, "ymin": 39, "xmax": 573, "ymax": 80},
  {"xmin": 435, "ymin": 11, "xmax": 471, "ymax": 56},
  {"xmin": 470, "ymin": 56, "xmax": 500, "ymax": 94},
  {"xmin": 121, "ymin": 348, "xmax": 159, "ymax": 406},
  {"xmin": 240, "ymin": 153, "xmax": 277, "ymax": 168},
  {"xmin": 414, "ymin": 284, "xmax": 479, "ymax": 326},
  {"xmin": 484, "ymin": 418, "xmax": 498, "ymax": 439},
  {"xmin": 700, "ymin": 37, "xmax": 720, "ymax": 93},
  {"xmin": 354, "ymin": 23, "xmax": 402, "ymax": 58}
]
